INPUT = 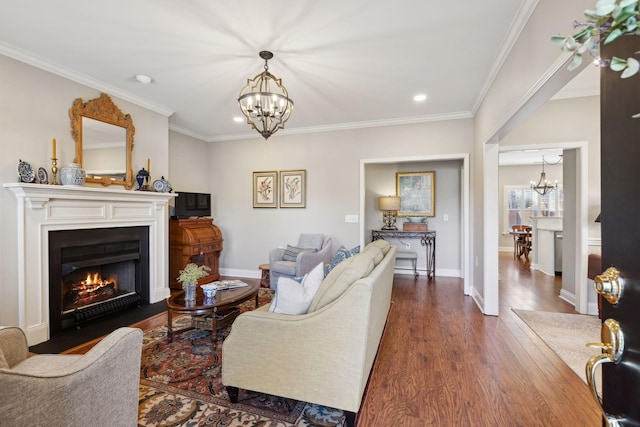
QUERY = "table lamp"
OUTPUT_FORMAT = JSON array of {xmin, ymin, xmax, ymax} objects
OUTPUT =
[{"xmin": 379, "ymin": 196, "xmax": 401, "ymax": 230}]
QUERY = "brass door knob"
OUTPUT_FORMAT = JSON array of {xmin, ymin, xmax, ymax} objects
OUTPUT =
[
  {"xmin": 594, "ymin": 267, "xmax": 623, "ymax": 305},
  {"xmin": 585, "ymin": 319, "xmax": 625, "ymax": 427}
]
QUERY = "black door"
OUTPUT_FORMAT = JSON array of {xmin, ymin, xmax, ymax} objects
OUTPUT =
[{"xmin": 596, "ymin": 35, "xmax": 640, "ymax": 426}]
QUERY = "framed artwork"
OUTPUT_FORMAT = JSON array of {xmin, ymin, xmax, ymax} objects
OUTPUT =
[
  {"xmin": 396, "ymin": 171, "xmax": 435, "ymax": 217},
  {"xmin": 253, "ymin": 171, "xmax": 278, "ymax": 208},
  {"xmin": 280, "ymin": 169, "xmax": 306, "ymax": 208}
]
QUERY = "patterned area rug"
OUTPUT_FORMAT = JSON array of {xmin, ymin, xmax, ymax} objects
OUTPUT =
[{"xmin": 138, "ymin": 289, "xmax": 346, "ymax": 427}]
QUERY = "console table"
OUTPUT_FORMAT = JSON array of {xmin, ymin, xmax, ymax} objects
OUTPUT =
[{"xmin": 371, "ymin": 229, "xmax": 436, "ymax": 280}]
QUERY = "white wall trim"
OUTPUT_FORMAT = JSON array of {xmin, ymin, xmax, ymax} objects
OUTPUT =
[{"xmin": 0, "ymin": 41, "xmax": 174, "ymax": 117}]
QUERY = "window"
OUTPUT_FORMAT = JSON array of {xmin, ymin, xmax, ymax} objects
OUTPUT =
[{"xmin": 504, "ymin": 185, "xmax": 563, "ymax": 232}]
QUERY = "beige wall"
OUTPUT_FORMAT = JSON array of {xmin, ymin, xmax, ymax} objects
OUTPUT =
[{"xmin": 202, "ymin": 120, "xmax": 473, "ymax": 277}]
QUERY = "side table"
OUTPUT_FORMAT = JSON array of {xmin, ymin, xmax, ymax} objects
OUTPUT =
[{"xmin": 259, "ymin": 264, "xmax": 270, "ymax": 288}]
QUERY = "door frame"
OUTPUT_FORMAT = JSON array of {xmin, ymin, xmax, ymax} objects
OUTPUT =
[
  {"xmin": 496, "ymin": 142, "xmax": 590, "ymax": 313},
  {"xmin": 359, "ymin": 153, "xmax": 471, "ymax": 295},
  {"xmin": 483, "ymin": 53, "xmax": 593, "ymax": 315}
]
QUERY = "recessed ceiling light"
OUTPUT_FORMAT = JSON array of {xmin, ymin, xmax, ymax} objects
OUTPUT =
[
  {"xmin": 135, "ymin": 74, "xmax": 152, "ymax": 84},
  {"xmin": 233, "ymin": 116, "xmax": 244, "ymax": 123},
  {"xmin": 413, "ymin": 94, "xmax": 427, "ymax": 102}
]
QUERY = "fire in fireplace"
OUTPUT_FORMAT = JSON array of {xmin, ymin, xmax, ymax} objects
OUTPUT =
[
  {"xmin": 64, "ymin": 270, "xmax": 122, "ymax": 311},
  {"xmin": 49, "ymin": 226, "xmax": 149, "ymax": 335}
]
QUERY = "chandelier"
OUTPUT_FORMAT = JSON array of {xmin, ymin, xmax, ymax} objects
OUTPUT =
[
  {"xmin": 238, "ymin": 51, "xmax": 294, "ymax": 140},
  {"xmin": 530, "ymin": 155, "xmax": 559, "ymax": 195}
]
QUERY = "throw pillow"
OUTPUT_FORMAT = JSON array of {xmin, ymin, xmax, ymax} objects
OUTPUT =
[
  {"xmin": 325, "ymin": 245, "xmax": 360, "ymax": 275},
  {"xmin": 269, "ymin": 262, "xmax": 325, "ymax": 315},
  {"xmin": 282, "ymin": 245, "xmax": 316, "ymax": 262}
]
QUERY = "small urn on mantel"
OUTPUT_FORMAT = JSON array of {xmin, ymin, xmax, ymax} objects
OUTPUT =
[
  {"xmin": 136, "ymin": 168, "xmax": 149, "ymax": 191},
  {"xmin": 59, "ymin": 163, "xmax": 86, "ymax": 186}
]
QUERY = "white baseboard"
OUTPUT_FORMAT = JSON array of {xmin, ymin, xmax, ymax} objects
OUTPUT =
[
  {"xmin": 559, "ymin": 288, "xmax": 576, "ymax": 305},
  {"xmin": 219, "ymin": 268, "xmax": 260, "ymax": 279},
  {"xmin": 394, "ymin": 268, "xmax": 461, "ymax": 278}
]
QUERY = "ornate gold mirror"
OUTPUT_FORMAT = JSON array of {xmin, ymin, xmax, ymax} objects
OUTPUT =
[{"xmin": 70, "ymin": 93, "xmax": 135, "ymax": 189}]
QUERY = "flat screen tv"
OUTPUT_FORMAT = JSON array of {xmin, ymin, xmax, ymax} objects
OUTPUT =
[{"xmin": 173, "ymin": 191, "xmax": 211, "ymax": 219}]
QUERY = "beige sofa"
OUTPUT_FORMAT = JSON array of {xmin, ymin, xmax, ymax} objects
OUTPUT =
[
  {"xmin": 222, "ymin": 239, "xmax": 396, "ymax": 426},
  {"xmin": 0, "ymin": 326, "xmax": 143, "ymax": 427}
]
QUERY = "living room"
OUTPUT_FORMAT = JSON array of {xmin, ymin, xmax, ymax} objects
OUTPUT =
[{"xmin": 0, "ymin": 0, "xmax": 602, "ymax": 337}]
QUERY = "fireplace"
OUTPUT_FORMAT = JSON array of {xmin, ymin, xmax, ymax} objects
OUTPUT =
[
  {"xmin": 5, "ymin": 183, "xmax": 174, "ymax": 346},
  {"xmin": 49, "ymin": 226, "xmax": 149, "ymax": 335}
]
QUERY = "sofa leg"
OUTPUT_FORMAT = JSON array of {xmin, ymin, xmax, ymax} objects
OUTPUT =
[
  {"xmin": 344, "ymin": 411, "xmax": 356, "ymax": 427},
  {"xmin": 226, "ymin": 386, "xmax": 239, "ymax": 403}
]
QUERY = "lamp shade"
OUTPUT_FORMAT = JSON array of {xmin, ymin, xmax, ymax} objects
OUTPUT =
[{"xmin": 379, "ymin": 196, "xmax": 400, "ymax": 211}]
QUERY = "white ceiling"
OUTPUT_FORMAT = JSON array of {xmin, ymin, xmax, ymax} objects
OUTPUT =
[{"xmin": 0, "ymin": 0, "xmax": 542, "ymax": 142}]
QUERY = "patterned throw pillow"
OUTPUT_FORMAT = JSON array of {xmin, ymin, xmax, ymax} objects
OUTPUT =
[
  {"xmin": 282, "ymin": 245, "xmax": 316, "ymax": 261},
  {"xmin": 325, "ymin": 245, "xmax": 360, "ymax": 276}
]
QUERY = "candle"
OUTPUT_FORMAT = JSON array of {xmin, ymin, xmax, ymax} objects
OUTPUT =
[
  {"xmin": 52, "ymin": 138, "xmax": 56, "ymax": 158},
  {"xmin": 147, "ymin": 158, "xmax": 150, "ymax": 175}
]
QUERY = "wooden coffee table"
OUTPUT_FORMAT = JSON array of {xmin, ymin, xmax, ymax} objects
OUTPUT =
[{"xmin": 165, "ymin": 281, "xmax": 259, "ymax": 342}]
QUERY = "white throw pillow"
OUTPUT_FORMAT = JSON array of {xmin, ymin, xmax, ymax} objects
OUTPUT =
[{"xmin": 269, "ymin": 262, "xmax": 325, "ymax": 315}]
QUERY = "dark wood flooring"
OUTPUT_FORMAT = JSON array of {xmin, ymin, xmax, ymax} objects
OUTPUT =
[{"xmin": 65, "ymin": 252, "xmax": 601, "ymax": 426}]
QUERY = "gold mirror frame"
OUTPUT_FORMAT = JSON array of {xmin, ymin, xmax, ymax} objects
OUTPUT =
[{"xmin": 70, "ymin": 93, "xmax": 135, "ymax": 189}]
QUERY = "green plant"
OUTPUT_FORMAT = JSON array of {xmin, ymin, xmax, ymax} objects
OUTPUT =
[
  {"xmin": 177, "ymin": 263, "xmax": 211, "ymax": 288},
  {"xmin": 552, "ymin": 0, "xmax": 639, "ymax": 110}
]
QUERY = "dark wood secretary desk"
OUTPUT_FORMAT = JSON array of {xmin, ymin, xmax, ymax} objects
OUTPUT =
[
  {"xmin": 169, "ymin": 217, "xmax": 223, "ymax": 290},
  {"xmin": 371, "ymin": 229, "xmax": 436, "ymax": 280}
]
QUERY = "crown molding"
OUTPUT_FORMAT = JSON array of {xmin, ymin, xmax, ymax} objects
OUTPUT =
[{"xmin": 0, "ymin": 41, "xmax": 174, "ymax": 117}]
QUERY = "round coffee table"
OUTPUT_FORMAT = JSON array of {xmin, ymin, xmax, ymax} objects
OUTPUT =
[{"xmin": 166, "ymin": 281, "xmax": 259, "ymax": 342}]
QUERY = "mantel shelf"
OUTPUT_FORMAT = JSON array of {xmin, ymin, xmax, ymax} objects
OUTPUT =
[{"xmin": 4, "ymin": 183, "xmax": 175, "ymax": 209}]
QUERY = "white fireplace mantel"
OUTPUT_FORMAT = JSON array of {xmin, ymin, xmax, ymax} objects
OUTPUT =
[{"xmin": 4, "ymin": 183, "xmax": 176, "ymax": 345}]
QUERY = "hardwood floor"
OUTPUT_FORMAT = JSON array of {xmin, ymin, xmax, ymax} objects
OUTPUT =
[
  {"xmin": 357, "ymin": 252, "xmax": 600, "ymax": 426},
  {"xmin": 65, "ymin": 253, "xmax": 601, "ymax": 426}
]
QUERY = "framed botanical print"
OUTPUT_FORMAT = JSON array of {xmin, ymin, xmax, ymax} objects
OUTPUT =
[
  {"xmin": 253, "ymin": 171, "xmax": 278, "ymax": 208},
  {"xmin": 396, "ymin": 171, "xmax": 435, "ymax": 217},
  {"xmin": 280, "ymin": 169, "xmax": 306, "ymax": 208}
]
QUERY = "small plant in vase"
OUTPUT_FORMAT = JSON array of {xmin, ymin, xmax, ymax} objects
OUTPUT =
[{"xmin": 177, "ymin": 263, "xmax": 211, "ymax": 301}]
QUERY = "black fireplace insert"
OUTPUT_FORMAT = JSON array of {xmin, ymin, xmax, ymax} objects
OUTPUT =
[{"xmin": 48, "ymin": 226, "xmax": 149, "ymax": 335}]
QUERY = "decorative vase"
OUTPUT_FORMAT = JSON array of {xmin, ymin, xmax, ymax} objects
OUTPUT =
[
  {"xmin": 184, "ymin": 282, "xmax": 197, "ymax": 301},
  {"xmin": 59, "ymin": 163, "xmax": 86, "ymax": 186},
  {"xmin": 136, "ymin": 168, "xmax": 149, "ymax": 191}
]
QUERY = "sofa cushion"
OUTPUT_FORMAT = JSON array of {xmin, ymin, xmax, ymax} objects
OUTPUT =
[
  {"xmin": 269, "ymin": 262, "xmax": 325, "ymax": 315},
  {"xmin": 283, "ymin": 245, "xmax": 316, "ymax": 262},
  {"xmin": 325, "ymin": 245, "xmax": 360, "ymax": 275},
  {"xmin": 271, "ymin": 260, "xmax": 297, "ymax": 276},
  {"xmin": 309, "ymin": 251, "xmax": 377, "ymax": 312},
  {"xmin": 362, "ymin": 239, "xmax": 391, "ymax": 255},
  {"xmin": 0, "ymin": 348, "xmax": 8, "ymax": 369}
]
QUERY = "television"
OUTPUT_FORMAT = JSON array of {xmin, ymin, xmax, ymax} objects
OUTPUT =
[{"xmin": 173, "ymin": 191, "xmax": 211, "ymax": 219}]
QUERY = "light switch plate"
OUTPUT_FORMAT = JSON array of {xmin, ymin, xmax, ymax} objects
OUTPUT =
[{"xmin": 345, "ymin": 214, "xmax": 359, "ymax": 223}]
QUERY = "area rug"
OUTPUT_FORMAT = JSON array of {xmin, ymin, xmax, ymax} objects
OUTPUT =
[
  {"xmin": 138, "ymin": 289, "xmax": 347, "ymax": 427},
  {"xmin": 513, "ymin": 309, "xmax": 601, "ymax": 384}
]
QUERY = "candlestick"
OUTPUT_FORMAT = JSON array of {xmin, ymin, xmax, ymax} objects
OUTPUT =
[
  {"xmin": 51, "ymin": 158, "xmax": 59, "ymax": 185},
  {"xmin": 52, "ymin": 138, "xmax": 56, "ymax": 158},
  {"xmin": 147, "ymin": 158, "xmax": 150, "ymax": 176}
]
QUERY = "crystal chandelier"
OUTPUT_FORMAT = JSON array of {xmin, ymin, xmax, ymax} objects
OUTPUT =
[
  {"xmin": 530, "ymin": 155, "xmax": 558, "ymax": 196},
  {"xmin": 238, "ymin": 51, "xmax": 294, "ymax": 140}
]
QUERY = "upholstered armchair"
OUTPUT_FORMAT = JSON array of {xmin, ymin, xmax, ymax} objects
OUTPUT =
[
  {"xmin": 0, "ymin": 326, "xmax": 143, "ymax": 427},
  {"xmin": 269, "ymin": 233, "xmax": 332, "ymax": 289}
]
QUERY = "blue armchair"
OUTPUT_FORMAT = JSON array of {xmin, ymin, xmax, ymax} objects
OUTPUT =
[{"xmin": 269, "ymin": 233, "xmax": 332, "ymax": 289}]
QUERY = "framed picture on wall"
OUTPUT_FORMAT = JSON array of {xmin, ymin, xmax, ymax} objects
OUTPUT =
[
  {"xmin": 253, "ymin": 171, "xmax": 278, "ymax": 208},
  {"xmin": 396, "ymin": 171, "xmax": 435, "ymax": 217},
  {"xmin": 280, "ymin": 169, "xmax": 306, "ymax": 208}
]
